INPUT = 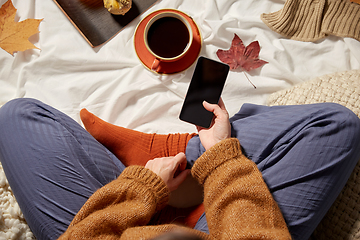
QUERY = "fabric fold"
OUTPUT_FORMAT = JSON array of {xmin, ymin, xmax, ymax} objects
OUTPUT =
[{"xmin": 261, "ymin": 0, "xmax": 360, "ymax": 42}]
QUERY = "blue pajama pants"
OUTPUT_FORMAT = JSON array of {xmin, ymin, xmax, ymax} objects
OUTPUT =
[{"xmin": 0, "ymin": 98, "xmax": 359, "ymax": 240}]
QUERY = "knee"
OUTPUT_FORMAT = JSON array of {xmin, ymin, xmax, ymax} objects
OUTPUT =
[
  {"xmin": 0, "ymin": 98, "xmax": 45, "ymax": 125},
  {"xmin": 323, "ymin": 102, "xmax": 360, "ymax": 129},
  {"xmin": 320, "ymin": 102, "xmax": 360, "ymax": 147}
]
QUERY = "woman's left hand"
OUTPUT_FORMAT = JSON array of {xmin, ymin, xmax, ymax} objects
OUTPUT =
[{"xmin": 197, "ymin": 98, "xmax": 231, "ymax": 150}]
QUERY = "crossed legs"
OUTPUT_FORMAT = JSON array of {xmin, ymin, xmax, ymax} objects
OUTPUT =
[{"xmin": 0, "ymin": 98, "xmax": 359, "ymax": 240}]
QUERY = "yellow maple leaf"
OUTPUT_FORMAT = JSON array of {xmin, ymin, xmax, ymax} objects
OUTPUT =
[{"xmin": 0, "ymin": 0, "xmax": 42, "ymax": 55}]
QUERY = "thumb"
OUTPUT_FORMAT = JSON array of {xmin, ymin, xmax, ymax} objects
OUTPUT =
[
  {"xmin": 202, "ymin": 101, "xmax": 213, "ymax": 112},
  {"xmin": 203, "ymin": 100, "xmax": 229, "ymax": 120},
  {"xmin": 203, "ymin": 101, "xmax": 222, "ymax": 115}
]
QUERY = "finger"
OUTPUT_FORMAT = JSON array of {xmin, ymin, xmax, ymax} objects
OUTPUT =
[
  {"xmin": 170, "ymin": 153, "xmax": 186, "ymax": 177},
  {"xmin": 174, "ymin": 152, "xmax": 186, "ymax": 161},
  {"xmin": 202, "ymin": 100, "xmax": 214, "ymax": 112},
  {"xmin": 179, "ymin": 159, "xmax": 187, "ymax": 172},
  {"xmin": 203, "ymin": 101, "xmax": 224, "ymax": 118},
  {"xmin": 174, "ymin": 152, "xmax": 187, "ymax": 170},
  {"xmin": 144, "ymin": 159, "xmax": 153, "ymax": 169}
]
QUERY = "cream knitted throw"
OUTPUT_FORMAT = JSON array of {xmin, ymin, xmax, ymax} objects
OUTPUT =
[
  {"xmin": 0, "ymin": 163, "xmax": 35, "ymax": 240},
  {"xmin": 268, "ymin": 69, "xmax": 360, "ymax": 240},
  {"xmin": 261, "ymin": 0, "xmax": 360, "ymax": 42}
]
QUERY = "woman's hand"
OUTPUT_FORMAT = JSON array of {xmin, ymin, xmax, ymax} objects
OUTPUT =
[
  {"xmin": 145, "ymin": 152, "xmax": 190, "ymax": 192},
  {"xmin": 197, "ymin": 98, "xmax": 231, "ymax": 150}
]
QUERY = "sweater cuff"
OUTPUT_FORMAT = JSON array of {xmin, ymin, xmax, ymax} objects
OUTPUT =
[
  {"xmin": 121, "ymin": 165, "xmax": 170, "ymax": 211},
  {"xmin": 191, "ymin": 138, "xmax": 242, "ymax": 185},
  {"xmin": 260, "ymin": 0, "xmax": 326, "ymax": 41},
  {"xmin": 322, "ymin": 0, "xmax": 360, "ymax": 41},
  {"xmin": 261, "ymin": 0, "xmax": 360, "ymax": 42}
]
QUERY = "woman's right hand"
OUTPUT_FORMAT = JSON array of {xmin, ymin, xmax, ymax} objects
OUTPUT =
[
  {"xmin": 145, "ymin": 152, "xmax": 190, "ymax": 192},
  {"xmin": 196, "ymin": 98, "xmax": 231, "ymax": 150}
]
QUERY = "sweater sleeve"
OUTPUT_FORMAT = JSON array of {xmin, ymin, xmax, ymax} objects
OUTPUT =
[
  {"xmin": 191, "ymin": 138, "xmax": 292, "ymax": 240},
  {"xmin": 58, "ymin": 165, "xmax": 169, "ymax": 240}
]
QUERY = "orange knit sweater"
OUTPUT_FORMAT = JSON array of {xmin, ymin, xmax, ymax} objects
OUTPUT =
[{"xmin": 58, "ymin": 138, "xmax": 291, "ymax": 240}]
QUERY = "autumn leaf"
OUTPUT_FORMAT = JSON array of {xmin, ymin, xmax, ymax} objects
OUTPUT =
[
  {"xmin": 216, "ymin": 34, "xmax": 268, "ymax": 72},
  {"xmin": 0, "ymin": 0, "xmax": 42, "ymax": 55}
]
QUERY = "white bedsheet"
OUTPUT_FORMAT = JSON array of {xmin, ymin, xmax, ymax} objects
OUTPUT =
[{"xmin": 1, "ymin": 0, "xmax": 360, "ymax": 135}]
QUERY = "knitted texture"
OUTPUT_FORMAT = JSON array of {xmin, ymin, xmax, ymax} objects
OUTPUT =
[
  {"xmin": 0, "ymin": 163, "xmax": 35, "ymax": 240},
  {"xmin": 191, "ymin": 138, "xmax": 291, "ymax": 240},
  {"xmin": 59, "ymin": 138, "xmax": 292, "ymax": 240},
  {"xmin": 261, "ymin": 0, "xmax": 360, "ymax": 42},
  {"xmin": 80, "ymin": 108, "xmax": 204, "ymax": 226},
  {"xmin": 267, "ymin": 69, "xmax": 360, "ymax": 240},
  {"xmin": 80, "ymin": 108, "xmax": 196, "ymax": 167}
]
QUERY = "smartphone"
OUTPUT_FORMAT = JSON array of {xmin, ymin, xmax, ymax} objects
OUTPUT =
[{"xmin": 179, "ymin": 56, "xmax": 229, "ymax": 128}]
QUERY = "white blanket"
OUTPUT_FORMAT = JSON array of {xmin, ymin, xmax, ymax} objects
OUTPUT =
[
  {"xmin": 1, "ymin": 0, "xmax": 360, "ymax": 134},
  {"xmin": 0, "ymin": 0, "xmax": 360, "ymax": 238}
]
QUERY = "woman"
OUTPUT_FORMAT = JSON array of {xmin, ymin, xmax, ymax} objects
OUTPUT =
[{"xmin": 0, "ymin": 98, "xmax": 359, "ymax": 240}]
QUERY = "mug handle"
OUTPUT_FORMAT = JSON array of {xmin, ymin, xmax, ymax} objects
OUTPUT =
[{"xmin": 151, "ymin": 58, "xmax": 161, "ymax": 72}]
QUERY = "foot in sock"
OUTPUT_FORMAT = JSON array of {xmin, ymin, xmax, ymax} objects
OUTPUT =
[{"xmin": 80, "ymin": 108, "xmax": 196, "ymax": 166}]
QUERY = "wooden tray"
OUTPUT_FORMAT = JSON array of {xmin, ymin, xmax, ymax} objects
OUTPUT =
[{"xmin": 53, "ymin": 0, "xmax": 159, "ymax": 47}]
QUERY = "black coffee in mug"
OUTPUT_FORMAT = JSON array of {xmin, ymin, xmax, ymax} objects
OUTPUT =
[{"xmin": 147, "ymin": 16, "xmax": 190, "ymax": 59}]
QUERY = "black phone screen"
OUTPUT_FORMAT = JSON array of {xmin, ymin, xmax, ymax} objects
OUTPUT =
[{"xmin": 179, "ymin": 57, "xmax": 229, "ymax": 128}]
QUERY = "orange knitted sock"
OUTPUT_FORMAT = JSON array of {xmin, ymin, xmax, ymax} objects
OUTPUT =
[
  {"xmin": 80, "ymin": 109, "xmax": 203, "ymax": 228},
  {"xmin": 80, "ymin": 109, "xmax": 197, "ymax": 167}
]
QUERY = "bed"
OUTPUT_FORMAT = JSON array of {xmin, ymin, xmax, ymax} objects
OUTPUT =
[{"xmin": 0, "ymin": 0, "xmax": 359, "ymax": 239}]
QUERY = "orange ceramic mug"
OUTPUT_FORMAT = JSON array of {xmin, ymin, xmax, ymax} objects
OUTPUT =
[{"xmin": 144, "ymin": 11, "xmax": 193, "ymax": 72}]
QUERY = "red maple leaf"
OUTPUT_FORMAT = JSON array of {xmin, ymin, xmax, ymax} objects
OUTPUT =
[{"xmin": 216, "ymin": 34, "xmax": 268, "ymax": 72}]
